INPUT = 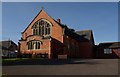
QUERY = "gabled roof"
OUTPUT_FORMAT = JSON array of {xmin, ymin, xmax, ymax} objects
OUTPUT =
[
  {"xmin": 0, "ymin": 40, "xmax": 17, "ymax": 51},
  {"xmin": 54, "ymin": 19, "xmax": 67, "ymax": 28},
  {"xmin": 22, "ymin": 9, "xmax": 65, "ymax": 34},
  {"xmin": 64, "ymin": 28, "xmax": 88, "ymax": 42},
  {"xmin": 75, "ymin": 30, "xmax": 95, "ymax": 44},
  {"xmin": 76, "ymin": 30, "xmax": 93, "ymax": 41},
  {"xmin": 22, "ymin": 9, "xmax": 44, "ymax": 33},
  {"xmin": 98, "ymin": 42, "xmax": 120, "ymax": 48}
]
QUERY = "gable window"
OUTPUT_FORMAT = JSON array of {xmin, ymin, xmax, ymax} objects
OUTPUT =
[
  {"xmin": 39, "ymin": 26, "xmax": 42, "ymax": 36},
  {"xmin": 28, "ymin": 41, "xmax": 40, "ymax": 50},
  {"xmin": 45, "ymin": 23, "xmax": 50, "ymax": 35},
  {"xmin": 32, "ymin": 19, "xmax": 51, "ymax": 36},
  {"xmin": 33, "ymin": 29, "xmax": 38, "ymax": 35},
  {"xmin": 104, "ymin": 48, "xmax": 112, "ymax": 54}
]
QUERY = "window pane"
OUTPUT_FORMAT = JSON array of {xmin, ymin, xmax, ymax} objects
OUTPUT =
[
  {"xmin": 28, "ymin": 42, "xmax": 32, "ymax": 50},
  {"xmin": 118, "ymin": 48, "xmax": 120, "ymax": 53},
  {"xmin": 38, "ymin": 42, "xmax": 40, "ymax": 49},
  {"xmin": 45, "ymin": 22, "xmax": 47, "ymax": 26},
  {"xmin": 35, "ymin": 42, "xmax": 38, "ymax": 49},
  {"xmin": 31, "ymin": 42, "xmax": 33, "ymax": 49},
  {"xmin": 33, "ymin": 29, "xmax": 35, "ymax": 35},
  {"xmin": 47, "ymin": 23, "xmax": 50, "ymax": 27},
  {"xmin": 36, "ymin": 22, "xmax": 38, "ymax": 26},
  {"xmin": 48, "ymin": 28, "xmax": 50, "ymax": 34},
  {"xmin": 36, "ymin": 29, "xmax": 38, "ymax": 35},
  {"xmin": 34, "ymin": 24, "xmax": 37, "ymax": 28},
  {"xmin": 110, "ymin": 49, "xmax": 112, "ymax": 53},
  {"xmin": 45, "ymin": 28, "xmax": 47, "ymax": 35},
  {"xmin": 104, "ymin": 51, "xmax": 106, "ymax": 54},
  {"xmin": 42, "ymin": 26, "xmax": 44, "ymax": 35},
  {"xmin": 39, "ymin": 21, "xmax": 41, "ymax": 25},
  {"xmin": 28, "ymin": 42, "xmax": 30, "ymax": 50},
  {"xmin": 40, "ymin": 20, "xmax": 44, "ymax": 25},
  {"xmin": 104, "ymin": 48, "xmax": 112, "ymax": 54},
  {"xmin": 39, "ymin": 27, "xmax": 41, "ymax": 35},
  {"xmin": 29, "ymin": 42, "xmax": 31, "ymax": 49}
]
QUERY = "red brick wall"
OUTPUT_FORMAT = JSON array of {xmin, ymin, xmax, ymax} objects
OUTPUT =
[
  {"xmin": 79, "ymin": 42, "xmax": 93, "ymax": 58},
  {"xmin": 63, "ymin": 35, "xmax": 94, "ymax": 59},
  {"xmin": 19, "ymin": 10, "xmax": 63, "ymax": 58},
  {"xmin": 63, "ymin": 35, "xmax": 81, "ymax": 58},
  {"xmin": 22, "ymin": 10, "xmax": 63, "ymax": 43}
]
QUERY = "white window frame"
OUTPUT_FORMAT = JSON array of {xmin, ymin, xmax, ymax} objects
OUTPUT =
[{"xmin": 104, "ymin": 48, "xmax": 112, "ymax": 54}]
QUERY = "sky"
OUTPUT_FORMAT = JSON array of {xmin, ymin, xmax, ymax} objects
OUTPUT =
[{"xmin": 2, "ymin": 2, "xmax": 118, "ymax": 45}]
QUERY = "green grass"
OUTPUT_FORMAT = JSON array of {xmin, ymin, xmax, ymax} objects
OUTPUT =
[
  {"xmin": 2, "ymin": 58, "xmax": 49, "ymax": 65},
  {"xmin": 2, "ymin": 58, "xmax": 47, "ymax": 63},
  {"xmin": 2, "ymin": 58, "xmax": 29, "ymax": 62},
  {"xmin": 3, "ymin": 58, "xmax": 29, "ymax": 61}
]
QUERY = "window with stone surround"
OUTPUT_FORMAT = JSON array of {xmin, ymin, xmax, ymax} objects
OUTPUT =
[
  {"xmin": 32, "ymin": 19, "xmax": 51, "ymax": 36},
  {"xmin": 28, "ymin": 41, "xmax": 40, "ymax": 50}
]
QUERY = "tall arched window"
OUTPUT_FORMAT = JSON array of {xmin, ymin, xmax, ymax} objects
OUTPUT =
[
  {"xmin": 45, "ymin": 23, "xmax": 50, "ymax": 35},
  {"xmin": 32, "ymin": 19, "xmax": 51, "ymax": 36},
  {"xmin": 32, "ymin": 23, "xmax": 39, "ymax": 35},
  {"xmin": 28, "ymin": 41, "xmax": 40, "ymax": 50}
]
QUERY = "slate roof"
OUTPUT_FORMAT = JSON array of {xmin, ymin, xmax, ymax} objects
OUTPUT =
[
  {"xmin": 54, "ymin": 17, "xmax": 94, "ymax": 42},
  {"xmin": 98, "ymin": 42, "xmax": 120, "ymax": 48},
  {"xmin": 22, "ymin": 9, "xmax": 66, "ymax": 34},
  {"xmin": 76, "ymin": 30, "xmax": 93, "ymax": 41},
  {"xmin": 64, "ymin": 29, "xmax": 86, "ymax": 42},
  {"xmin": 0, "ymin": 40, "xmax": 17, "ymax": 51}
]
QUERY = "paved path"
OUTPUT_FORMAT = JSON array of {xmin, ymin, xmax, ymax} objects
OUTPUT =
[{"xmin": 2, "ymin": 59, "xmax": 119, "ymax": 75}]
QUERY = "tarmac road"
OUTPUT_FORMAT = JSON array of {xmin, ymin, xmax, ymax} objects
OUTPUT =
[{"xmin": 2, "ymin": 59, "xmax": 119, "ymax": 75}]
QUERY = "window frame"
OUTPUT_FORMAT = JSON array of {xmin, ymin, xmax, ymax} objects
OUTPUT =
[
  {"xmin": 118, "ymin": 48, "xmax": 120, "ymax": 53},
  {"xmin": 28, "ymin": 41, "xmax": 41, "ymax": 50},
  {"xmin": 104, "ymin": 48, "xmax": 112, "ymax": 54},
  {"xmin": 32, "ymin": 19, "xmax": 51, "ymax": 36}
]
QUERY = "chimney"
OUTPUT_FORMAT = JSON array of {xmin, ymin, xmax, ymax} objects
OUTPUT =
[{"xmin": 57, "ymin": 18, "xmax": 61, "ymax": 24}]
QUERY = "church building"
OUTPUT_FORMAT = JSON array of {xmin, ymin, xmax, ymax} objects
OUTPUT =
[{"xmin": 18, "ymin": 8, "xmax": 95, "ymax": 59}]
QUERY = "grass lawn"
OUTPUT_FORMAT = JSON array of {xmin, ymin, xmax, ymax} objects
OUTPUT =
[
  {"xmin": 3, "ymin": 58, "xmax": 30, "ymax": 62},
  {"xmin": 4, "ymin": 58, "xmax": 27, "ymax": 60},
  {"xmin": 3, "ymin": 58, "xmax": 46, "ymax": 61},
  {"xmin": 2, "ymin": 58, "xmax": 48, "ymax": 65}
]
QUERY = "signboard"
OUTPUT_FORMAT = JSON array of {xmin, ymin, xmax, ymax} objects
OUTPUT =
[{"xmin": 58, "ymin": 55, "xmax": 67, "ymax": 59}]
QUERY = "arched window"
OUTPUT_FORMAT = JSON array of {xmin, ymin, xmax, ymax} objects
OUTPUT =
[
  {"xmin": 28, "ymin": 41, "xmax": 41, "ymax": 50},
  {"xmin": 32, "ymin": 19, "xmax": 51, "ymax": 36},
  {"xmin": 32, "ymin": 23, "xmax": 38, "ymax": 35},
  {"xmin": 39, "ymin": 26, "xmax": 42, "ymax": 36},
  {"xmin": 45, "ymin": 23, "xmax": 50, "ymax": 35}
]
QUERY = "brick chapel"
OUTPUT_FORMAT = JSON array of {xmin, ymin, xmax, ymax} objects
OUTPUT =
[{"xmin": 18, "ymin": 8, "xmax": 95, "ymax": 59}]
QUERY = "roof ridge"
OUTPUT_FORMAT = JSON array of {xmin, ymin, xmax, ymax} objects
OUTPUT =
[
  {"xmin": 76, "ymin": 29, "xmax": 92, "ymax": 32},
  {"xmin": 99, "ymin": 42, "xmax": 120, "ymax": 44}
]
